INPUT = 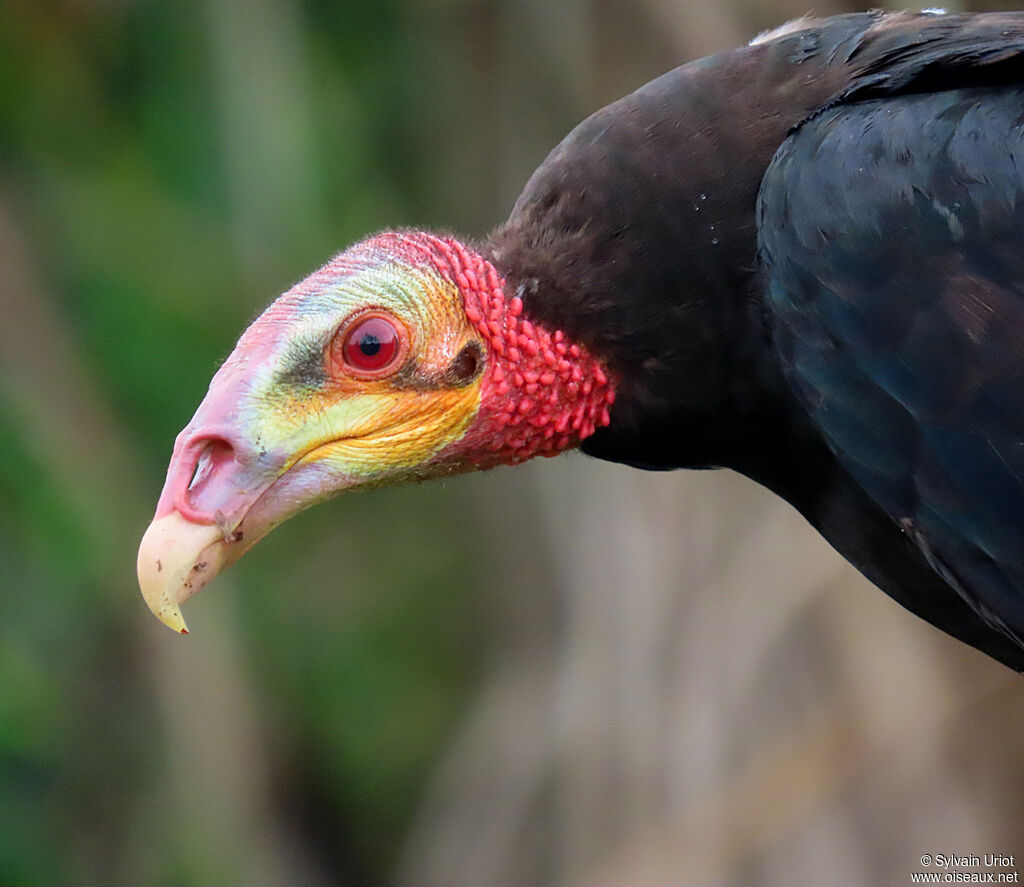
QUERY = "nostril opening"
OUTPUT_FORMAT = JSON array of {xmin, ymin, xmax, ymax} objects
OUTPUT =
[{"xmin": 185, "ymin": 438, "xmax": 237, "ymax": 511}]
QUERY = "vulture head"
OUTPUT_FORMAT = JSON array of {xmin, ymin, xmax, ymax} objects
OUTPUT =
[{"xmin": 137, "ymin": 231, "xmax": 613, "ymax": 632}]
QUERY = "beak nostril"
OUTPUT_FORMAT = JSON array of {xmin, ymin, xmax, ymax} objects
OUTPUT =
[
  {"xmin": 162, "ymin": 430, "xmax": 262, "ymax": 536},
  {"xmin": 183, "ymin": 438, "xmax": 238, "ymax": 515},
  {"xmin": 189, "ymin": 439, "xmax": 232, "ymax": 489}
]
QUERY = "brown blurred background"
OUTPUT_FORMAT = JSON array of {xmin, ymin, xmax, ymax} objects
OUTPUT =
[{"xmin": 1, "ymin": 0, "xmax": 1023, "ymax": 884}]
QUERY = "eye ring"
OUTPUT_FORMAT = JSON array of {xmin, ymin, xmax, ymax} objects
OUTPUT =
[{"xmin": 332, "ymin": 310, "xmax": 410, "ymax": 379}]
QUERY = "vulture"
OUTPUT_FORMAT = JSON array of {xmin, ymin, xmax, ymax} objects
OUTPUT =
[{"xmin": 139, "ymin": 10, "xmax": 1024, "ymax": 673}]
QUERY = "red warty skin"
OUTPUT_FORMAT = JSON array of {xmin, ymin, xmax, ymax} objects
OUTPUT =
[{"xmin": 382, "ymin": 231, "xmax": 615, "ymax": 469}]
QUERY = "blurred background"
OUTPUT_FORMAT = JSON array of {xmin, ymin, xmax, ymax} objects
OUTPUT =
[{"xmin": 2, "ymin": 0, "xmax": 1024, "ymax": 884}]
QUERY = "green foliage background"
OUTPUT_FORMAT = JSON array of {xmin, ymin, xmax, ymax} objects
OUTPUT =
[{"xmin": 0, "ymin": 2, "xmax": 510, "ymax": 883}]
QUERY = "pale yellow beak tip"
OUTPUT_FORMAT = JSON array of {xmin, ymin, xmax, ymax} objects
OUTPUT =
[
  {"xmin": 156, "ymin": 601, "xmax": 190, "ymax": 635},
  {"xmin": 137, "ymin": 512, "xmax": 226, "ymax": 635}
]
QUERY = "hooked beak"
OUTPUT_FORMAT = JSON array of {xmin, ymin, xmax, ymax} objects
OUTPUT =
[
  {"xmin": 136, "ymin": 513, "xmax": 230, "ymax": 634},
  {"xmin": 136, "ymin": 431, "xmax": 281, "ymax": 634},
  {"xmin": 136, "ymin": 344, "xmax": 346, "ymax": 633}
]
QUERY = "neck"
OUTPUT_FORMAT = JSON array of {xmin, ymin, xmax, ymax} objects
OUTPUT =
[
  {"xmin": 477, "ymin": 22, "xmax": 882, "ymax": 478},
  {"xmin": 389, "ymin": 231, "xmax": 615, "ymax": 468}
]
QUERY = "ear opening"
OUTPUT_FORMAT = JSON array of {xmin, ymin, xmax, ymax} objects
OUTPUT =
[{"xmin": 447, "ymin": 342, "xmax": 483, "ymax": 386}]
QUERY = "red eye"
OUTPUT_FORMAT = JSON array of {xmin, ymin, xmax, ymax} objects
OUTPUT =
[{"xmin": 337, "ymin": 313, "xmax": 405, "ymax": 377}]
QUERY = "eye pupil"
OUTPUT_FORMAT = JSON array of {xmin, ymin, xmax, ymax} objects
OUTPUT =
[{"xmin": 338, "ymin": 314, "xmax": 402, "ymax": 375}]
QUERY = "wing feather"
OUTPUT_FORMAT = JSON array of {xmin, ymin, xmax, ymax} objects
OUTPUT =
[{"xmin": 760, "ymin": 85, "xmax": 1024, "ymax": 644}]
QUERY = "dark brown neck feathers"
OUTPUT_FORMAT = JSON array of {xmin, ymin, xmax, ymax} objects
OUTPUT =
[{"xmin": 482, "ymin": 15, "xmax": 890, "ymax": 473}]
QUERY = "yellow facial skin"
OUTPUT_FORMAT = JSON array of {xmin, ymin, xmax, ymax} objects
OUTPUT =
[
  {"xmin": 241, "ymin": 256, "xmax": 485, "ymax": 480},
  {"xmin": 301, "ymin": 386, "xmax": 480, "ymax": 476},
  {"xmin": 137, "ymin": 244, "xmax": 487, "ymax": 633}
]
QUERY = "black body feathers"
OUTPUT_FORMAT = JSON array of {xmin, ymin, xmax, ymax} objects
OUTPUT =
[{"xmin": 484, "ymin": 12, "xmax": 1024, "ymax": 671}]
